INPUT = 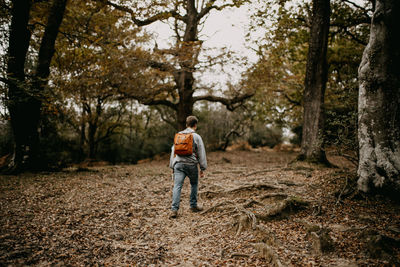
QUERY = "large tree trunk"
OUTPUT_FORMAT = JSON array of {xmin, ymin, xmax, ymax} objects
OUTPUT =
[
  {"xmin": 6, "ymin": 0, "xmax": 67, "ymax": 172},
  {"xmin": 6, "ymin": 0, "xmax": 33, "ymax": 172},
  {"xmin": 177, "ymin": 87, "xmax": 194, "ymax": 130},
  {"xmin": 357, "ymin": 0, "xmax": 400, "ymax": 194},
  {"xmin": 299, "ymin": 0, "xmax": 330, "ymax": 164},
  {"xmin": 175, "ymin": 0, "xmax": 197, "ymax": 130}
]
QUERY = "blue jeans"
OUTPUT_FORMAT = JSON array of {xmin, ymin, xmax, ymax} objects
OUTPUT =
[{"xmin": 171, "ymin": 163, "xmax": 199, "ymax": 211}]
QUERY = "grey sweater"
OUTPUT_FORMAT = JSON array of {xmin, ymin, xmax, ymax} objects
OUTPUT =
[{"xmin": 169, "ymin": 128, "xmax": 207, "ymax": 171}]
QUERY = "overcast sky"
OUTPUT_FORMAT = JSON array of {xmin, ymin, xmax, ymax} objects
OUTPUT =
[
  {"xmin": 148, "ymin": 4, "xmax": 257, "ymax": 57},
  {"xmin": 146, "ymin": 3, "xmax": 262, "ymax": 89}
]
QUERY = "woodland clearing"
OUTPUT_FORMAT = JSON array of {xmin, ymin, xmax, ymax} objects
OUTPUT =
[{"xmin": 0, "ymin": 150, "xmax": 399, "ymax": 266}]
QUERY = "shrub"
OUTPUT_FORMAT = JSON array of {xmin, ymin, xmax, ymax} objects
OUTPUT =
[{"xmin": 248, "ymin": 124, "xmax": 283, "ymax": 148}]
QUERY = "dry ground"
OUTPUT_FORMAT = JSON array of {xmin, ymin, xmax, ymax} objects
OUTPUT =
[{"xmin": 0, "ymin": 150, "xmax": 399, "ymax": 266}]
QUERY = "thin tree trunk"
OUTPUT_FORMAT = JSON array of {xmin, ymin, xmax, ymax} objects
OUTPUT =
[
  {"xmin": 88, "ymin": 122, "xmax": 97, "ymax": 159},
  {"xmin": 30, "ymin": 0, "xmax": 68, "ymax": 168},
  {"xmin": 357, "ymin": 0, "xmax": 400, "ymax": 194},
  {"xmin": 79, "ymin": 104, "xmax": 86, "ymax": 161},
  {"xmin": 298, "ymin": 0, "xmax": 331, "ymax": 164},
  {"xmin": 88, "ymin": 97, "xmax": 103, "ymax": 159}
]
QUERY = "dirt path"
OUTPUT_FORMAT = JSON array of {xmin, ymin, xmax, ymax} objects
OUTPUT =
[{"xmin": 0, "ymin": 150, "xmax": 399, "ymax": 266}]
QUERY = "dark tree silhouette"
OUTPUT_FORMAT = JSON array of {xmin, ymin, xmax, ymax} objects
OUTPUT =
[{"xmin": 5, "ymin": 0, "xmax": 68, "ymax": 172}]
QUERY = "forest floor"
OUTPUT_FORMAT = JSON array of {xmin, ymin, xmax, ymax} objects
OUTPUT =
[{"xmin": 0, "ymin": 149, "xmax": 399, "ymax": 266}]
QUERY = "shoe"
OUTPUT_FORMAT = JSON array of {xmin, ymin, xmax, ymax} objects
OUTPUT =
[
  {"xmin": 170, "ymin": 210, "xmax": 178, "ymax": 218},
  {"xmin": 190, "ymin": 206, "xmax": 203, "ymax": 212}
]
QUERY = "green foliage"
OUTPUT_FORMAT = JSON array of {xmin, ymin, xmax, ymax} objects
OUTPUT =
[
  {"xmin": 248, "ymin": 0, "xmax": 371, "ymax": 153},
  {"xmin": 0, "ymin": 0, "xmax": 372, "ymax": 169}
]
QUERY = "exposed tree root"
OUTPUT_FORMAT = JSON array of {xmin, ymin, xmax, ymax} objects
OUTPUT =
[
  {"xmin": 242, "ymin": 199, "xmax": 264, "ymax": 208},
  {"xmin": 278, "ymin": 180, "xmax": 299, "ymax": 186},
  {"xmin": 253, "ymin": 225, "xmax": 277, "ymax": 246},
  {"xmin": 200, "ymin": 183, "xmax": 282, "ymax": 199},
  {"xmin": 255, "ymin": 197, "xmax": 309, "ymax": 222},
  {"xmin": 200, "ymin": 201, "xmax": 235, "ymax": 214},
  {"xmin": 254, "ymin": 243, "xmax": 284, "ymax": 267},
  {"xmin": 230, "ymin": 253, "xmax": 251, "ymax": 258},
  {"xmin": 259, "ymin": 193, "xmax": 288, "ymax": 201},
  {"xmin": 234, "ymin": 206, "xmax": 258, "ymax": 237},
  {"xmin": 203, "ymin": 196, "xmax": 309, "ymax": 225},
  {"xmin": 199, "ymin": 190, "xmax": 221, "ymax": 199},
  {"xmin": 244, "ymin": 168, "xmax": 279, "ymax": 177},
  {"xmin": 309, "ymin": 228, "xmax": 334, "ymax": 255},
  {"xmin": 200, "ymin": 182, "xmax": 309, "ymax": 265},
  {"xmin": 333, "ymin": 172, "xmax": 358, "ymax": 203},
  {"xmin": 227, "ymin": 183, "xmax": 283, "ymax": 194}
]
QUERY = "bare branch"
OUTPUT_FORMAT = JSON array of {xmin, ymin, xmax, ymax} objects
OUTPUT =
[
  {"xmin": 342, "ymin": 28, "xmax": 368, "ymax": 45},
  {"xmin": 284, "ymin": 94, "xmax": 301, "ymax": 106},
  {"xmin": 330, "ymin": 26, "xmax": 368, "ymax": 46},
  {"xmin": 342, "ymin": 0, "xmax": 371, "ymax": 13},
  {"xmin": 100, "ymin": 0, "xmax": 185, "ymax": 26},
  {"xmin": 140, "ymin": 98, "xmax": 178, "ymax": 110},
  {"xmin": 155, "ymin": 106, "xmax": 177, "ymax": 128},
  {"xmin": 145, "ymin": 59, "xmax": 180, "ymax": 81},
  {"xmin": 198, "ymin": 0, "xmax": 217, "ymax": 19},
  {"xmin": 147, "ymin": 59, "xmax": 177, "ymax": 73},
  {"xmin": 220, "ymin": 130, "xmax": 242, "ymax": 151},
  {"xmin": 119, "ymin": 90, "xmax": 178, "ymax": 110},
  {"xmin": 198, "ymin": 0, "xmax": 242, "ymax": 19},
  {"xmin": 193, "ymin": 91, "xmax": 254, "ymax": 111},
  {"xmin": 330, "ymin": 17, "xmax": 371, "ymax": 28}
]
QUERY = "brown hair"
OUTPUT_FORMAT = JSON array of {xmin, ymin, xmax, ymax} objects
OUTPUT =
[{"xmin": 186, "ymin": 116, "xmax": 198, "ymax": 128}]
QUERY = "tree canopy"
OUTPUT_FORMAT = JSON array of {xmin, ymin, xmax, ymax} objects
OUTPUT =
[{"xmin": 0, "ymin": 0, "xmax": 396, "ymax": 195}]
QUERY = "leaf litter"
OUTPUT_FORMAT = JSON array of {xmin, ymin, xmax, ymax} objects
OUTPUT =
[{"xmin": 0, "ymin": 150, "xmax": 399, "ymax": 266}]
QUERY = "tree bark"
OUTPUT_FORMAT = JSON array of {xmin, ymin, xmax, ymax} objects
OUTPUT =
[
  {"xmin": 87, "ymin": 97, "xmax": 102, "ymax": 160},
  {"xmin": 357, "ymin": 0, "xmax": 400, "ymax": 194},
  {"xmin": 6, "ymin": 0, "xmax": 33, "ymax": 172},
  {"xmin": 31, "ymin": 0, "xmax": 68, "ymax": 168},
  {"xmin": 299, "ymin": 0, "xmax": 330, "ymax": 164},
  {"xmin": 6, "ymin": 0, "xmax": 67, "ymax": 172},
  {"xmin": 175, "ymin": 0, "xmax": 197, "ymax": 130}
]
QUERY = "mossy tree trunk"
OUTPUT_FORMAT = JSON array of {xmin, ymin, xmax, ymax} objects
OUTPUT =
[{"xmin": 357, "ymin": 0, "xmax": 400, "ymax": 194}]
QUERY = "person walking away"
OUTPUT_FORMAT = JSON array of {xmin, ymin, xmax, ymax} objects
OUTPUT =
[{"xmin": 169, "ymin": 116, "xmax": 207, "ymax": 218}]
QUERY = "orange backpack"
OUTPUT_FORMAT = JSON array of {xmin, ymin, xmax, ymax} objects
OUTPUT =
[{"xmin": 174, "ymin": 133, "xmax": 193, "ymax": 156}]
